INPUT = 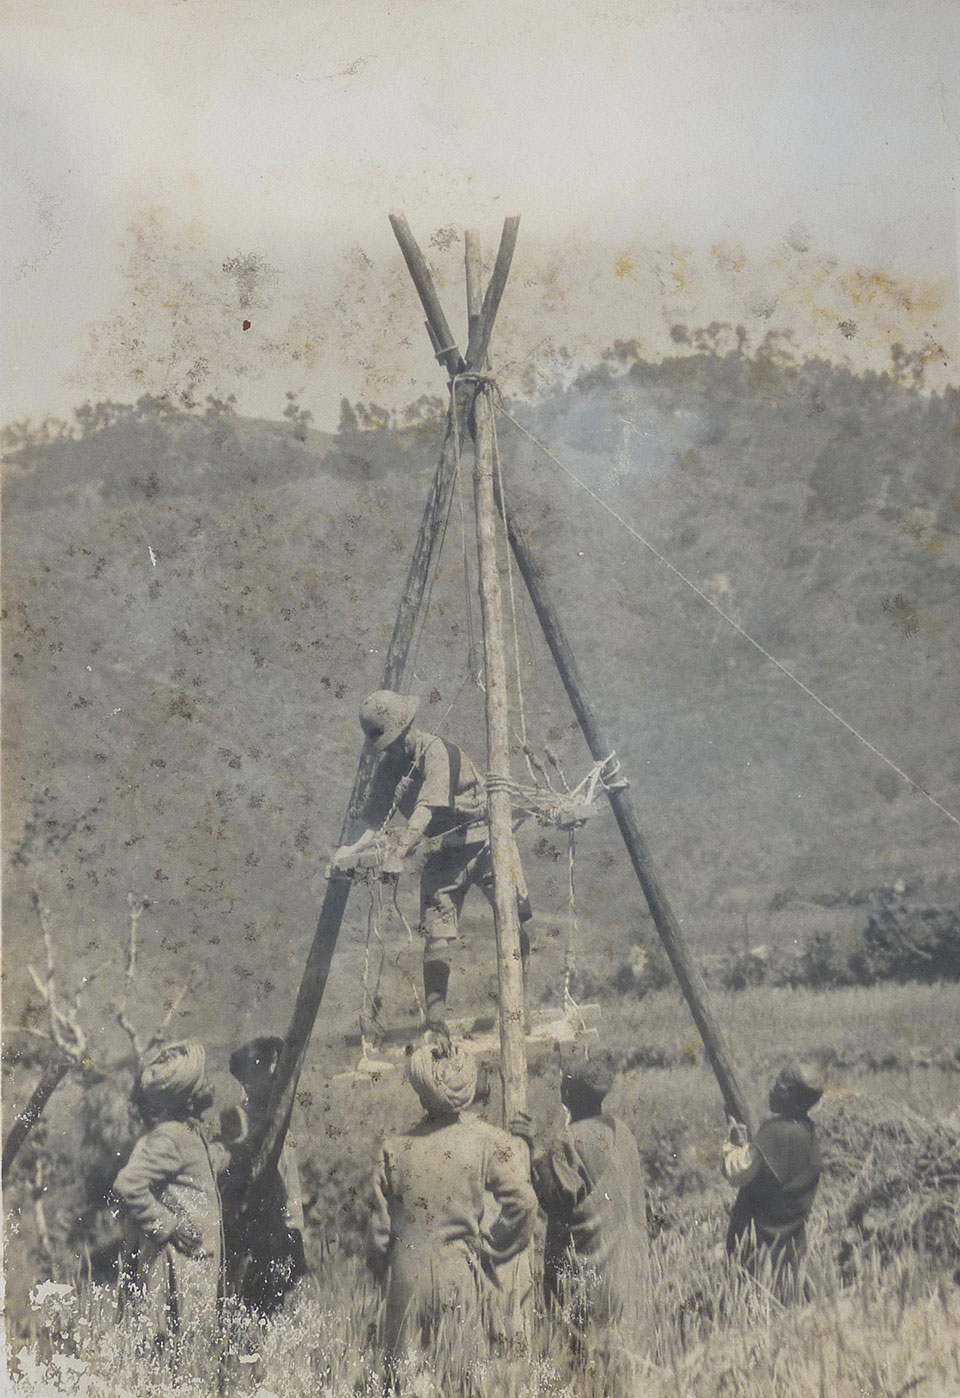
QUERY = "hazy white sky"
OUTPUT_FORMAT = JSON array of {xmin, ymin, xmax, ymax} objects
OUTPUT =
[{"xmin": 3, "ymin": 0, "xmax": 960, "ymax": 427}]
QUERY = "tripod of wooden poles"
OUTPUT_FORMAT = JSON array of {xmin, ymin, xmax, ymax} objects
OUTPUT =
[{"xmin": 245, "ymin": 214, "xmax": 755, "ymax": 1208}]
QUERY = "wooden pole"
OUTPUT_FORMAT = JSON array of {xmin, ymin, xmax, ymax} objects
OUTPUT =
[
  {"xmin": 466, "ymin": 218, "xmax": 520, "ymax": 371},
  {"xmin": 2, "ymin": 1055, "xmax": 70, "ymax": 1182},
  {"xmin": 465, "ymin": 232, "xmax": 528, "ymax": 1123},
  {"xmin": 250, "ymin": 417, "xmax": 467, "ymax": 1185},
  {"xmin": 465, "ymin": 229, "xmax": 484, "ymax": 354},
  {"xmin": 493, "ymin": 468, "xmax": 755, "ymax": 1131},
  {"xmin": 389, "ymin": 213, "xmax": 465, "ymax": 379}
]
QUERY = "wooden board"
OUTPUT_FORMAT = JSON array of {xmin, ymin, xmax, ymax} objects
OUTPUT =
[{"xmin": 342, "ymin": 1004, "xmax": 601, "ymax": 1052}]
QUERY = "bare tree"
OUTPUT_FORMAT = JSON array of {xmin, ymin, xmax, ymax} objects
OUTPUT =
[
  {"xmin": 3, "ymin": 892, "xmax": 196, "ymax": 1181},
  {"xmin": 2, "ymin": 892, "xmax": 94, "ymax": 1181}
]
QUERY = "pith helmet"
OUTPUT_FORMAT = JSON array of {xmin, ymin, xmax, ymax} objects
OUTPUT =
[{"xmin": 359, "ymin": 690, "xmax": 420, "ymax": 753}]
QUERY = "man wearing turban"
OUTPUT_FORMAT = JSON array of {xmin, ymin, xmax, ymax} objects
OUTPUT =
[
  {"xmin": 331, "ymin": 690, "xmax": 533, "ymax": 1033},
  {"xmin": 367, "ymin": 1040, "xmax": 537, "ymax": 1369},
  {"xmin": 113, "ymin": 1039, "xmax": 223, "ymax": 1367},
  {"xmin": 721, "ymin": 1060, "xmax": 825, "ymax": 1302}
]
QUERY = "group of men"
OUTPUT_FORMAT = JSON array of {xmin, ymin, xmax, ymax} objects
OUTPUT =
[
  {"xmin": 109, "ymin": 688, "xmax": 826, "ymax": 1377},
  {"xmin": 111, "ymin": 1025, "xmax": 825, "ymax": 1382}
]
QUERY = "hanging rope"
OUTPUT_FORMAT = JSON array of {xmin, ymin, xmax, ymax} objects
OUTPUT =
[
  {"xmin": 495, "ymin": 403, "xmax": 960, "ymax": 833},
  {"xmin": 358, "ymin": 877, "xmax": 387, "ymax": 1059},
  {"xmin": 563, "ymin": 828, "xmax": 587, "ymax": 1032}
]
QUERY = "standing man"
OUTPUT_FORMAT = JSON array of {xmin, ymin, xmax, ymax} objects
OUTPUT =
[
  {"xmin": 332, "ymin": 690, "xmax": 533, "ymax": 1032},
  {"xmin": 113, "ymin": 1039, "xmax": 223, "ymax": 1372},
  {"xmin": 217, "ymin": 1036, "xmax": 306, "ymax": 1317},
  {"xmin": 721, "ymin": 1060, "xmax": 825, "ymax": 1303},
  {"xmin": 520, "ymin": 1053, "xmax": 651, "ymax": 1339},
  {"xmin": 367, "ymin": 1038, "xmax": 538, "ymax": 1373}
]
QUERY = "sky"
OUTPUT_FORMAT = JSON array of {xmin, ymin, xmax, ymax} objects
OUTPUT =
[{"xmin": 3, "ymin": 0, "xmax": 960, "ymax": 429}]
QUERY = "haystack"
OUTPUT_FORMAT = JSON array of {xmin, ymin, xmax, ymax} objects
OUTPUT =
[{"xmin": 818, "ymin": 1093, "xmax": 960, "ymax": 1275}]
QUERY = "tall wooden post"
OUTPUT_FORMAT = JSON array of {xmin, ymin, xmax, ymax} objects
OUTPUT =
[{"xmin": 465, "ymin": 231, "xmax": 528, "ymax": 1122}]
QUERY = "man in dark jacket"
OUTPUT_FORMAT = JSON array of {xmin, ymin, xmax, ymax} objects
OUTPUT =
[
  {"xmin": 217, "ymin": 1036, "xmax": 306, "ymax": 1317},
  {"xmin": 721, "ymin": 1060, "xmax": 825, "ymax": 1302},
  {"xmin": 522, "ymin": 1054, "xmax": 651, "ymax": 1333}
]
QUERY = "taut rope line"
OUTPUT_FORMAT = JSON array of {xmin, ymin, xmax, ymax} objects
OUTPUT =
[{"xmin": 495, "ymin": 404, "xmax": 960, "ymax": 833}]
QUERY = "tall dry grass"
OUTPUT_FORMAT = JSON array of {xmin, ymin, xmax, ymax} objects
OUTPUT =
[{"xmin": 11, "ymin": 1209, "xmax": 960, "ymax": 1397}]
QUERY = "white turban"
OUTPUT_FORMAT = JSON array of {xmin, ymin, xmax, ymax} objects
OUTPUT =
[
  {"xmin": 138, "ymin": 1038, "xmax": 206, "ymax": 1111},
  {"xmin": 407, "ymin": 1042, "xmax": 477, "ymax": 1117}
]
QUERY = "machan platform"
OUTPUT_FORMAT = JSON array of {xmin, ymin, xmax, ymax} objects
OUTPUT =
[{"xmin": 334, "ymin": 1004, "xmax": 601, "ymax": 1082}]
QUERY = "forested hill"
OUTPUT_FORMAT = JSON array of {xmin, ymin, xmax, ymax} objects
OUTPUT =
[{"xmin": 4, "ymin": 343, "xmax": 959, "ymax": 1051}]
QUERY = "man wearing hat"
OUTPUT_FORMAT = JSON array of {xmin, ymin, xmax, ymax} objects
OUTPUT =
[
  {"xmin": 367, "ymin": 1038, "xmax": 537, "ymax": 1368},
  {"xmin": 332, "ymin": 690, "xmax": 533, "ymax": 1032},
  {"xmin": 217, "ymin": 1036, "xmax": 306, "ymax": 1317},
  {"xmin": 520, "ymin": 1051, "xmax": 651, "ymax": 1340},
  {"xmin": 113, "ymin": 1039, "xmax": 223, "ymax": 1365},
  {"xmin": 721, "ymin": 1060, "xmax": 825, "ymax": 1301}
]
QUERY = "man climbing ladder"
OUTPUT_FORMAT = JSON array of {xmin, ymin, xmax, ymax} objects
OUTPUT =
[{"xmin": 331, "ymin": 690, "xmax": 533, "ymax": 1033}]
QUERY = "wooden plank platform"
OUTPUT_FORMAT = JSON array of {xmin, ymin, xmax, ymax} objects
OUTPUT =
[
  {"xmin": 342, "ymin": 1004, "xmax": 601, "ymax": 1052},
  {"xmin": 332, "ymin": 1005, "xmax": 601, "ymax": 1085}
]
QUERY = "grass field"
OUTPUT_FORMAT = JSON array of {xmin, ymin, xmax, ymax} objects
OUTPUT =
[{"xmin": 6, "ymin": 980, "xmax": 960, "ymax": 1397}]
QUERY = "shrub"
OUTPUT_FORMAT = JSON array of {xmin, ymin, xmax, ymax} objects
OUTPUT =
[
  {"xmin": 799, "ymin": 928, "xmax": 857, "ymax": 989},
  {"xmin": 849, "ymin": 902, "xmax": 960, "ymax": 986},
  {"xmin": 610, "ymin": 942, "xmax": 674, "ymax": 999}
]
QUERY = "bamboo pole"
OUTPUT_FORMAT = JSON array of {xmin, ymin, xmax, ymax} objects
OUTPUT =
[
  {"xmin": 465, "ymin": 232, "xmax": 528, "ymax": 1122},
  {"xmin": 250, "ymin": 417, "xmax": 467, "ymax": 1185},
  {"xmin": 493, "ymin": 469, "xmax": 755, "ymax": 1131}
]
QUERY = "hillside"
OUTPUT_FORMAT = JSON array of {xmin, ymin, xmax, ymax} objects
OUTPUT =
[{"xmin": 3, "ymin": 346, "xmax": 960, "ymax": 1064}]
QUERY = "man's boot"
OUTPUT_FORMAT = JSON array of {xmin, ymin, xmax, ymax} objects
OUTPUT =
[
  {"xmin": 519, "ymin": 926, "xmax": 532, "ymax": 1036},
  {"xmin": 423, "ymin": 956, "xmax": 451, "ymax": 1039}
]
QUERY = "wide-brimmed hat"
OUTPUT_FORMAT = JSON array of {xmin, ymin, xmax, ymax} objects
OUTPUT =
[
  {"xmin": 359, "ymin": 691, "xmax": 420, "ymax": 754},
  {"xmin": 229, "ymin": 1036, "xmax": 284, "ymax": 1084},
  {"xmin": 138, "ymin": 1038, "xmax": 206, "ymax": 1113},
  {"xmin": 407, "ymin": 1040, "xmax": 477, "ymax": 1117}
]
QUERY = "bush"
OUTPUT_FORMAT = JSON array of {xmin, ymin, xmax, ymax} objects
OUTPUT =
[
  {"xmin": 849, "ymin": 902, "xmax": 960, "ymax": 986},
  {"xmin": 611, "ymin": 942, "xmax": 674, "ymax": 999},
  {"xmin": 713, "ymin": 888, "xmax": 960, "ymax": 995},
  {"xmin": 799, "ymin": 929, "xmax": 857, "ymax": 989}
]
